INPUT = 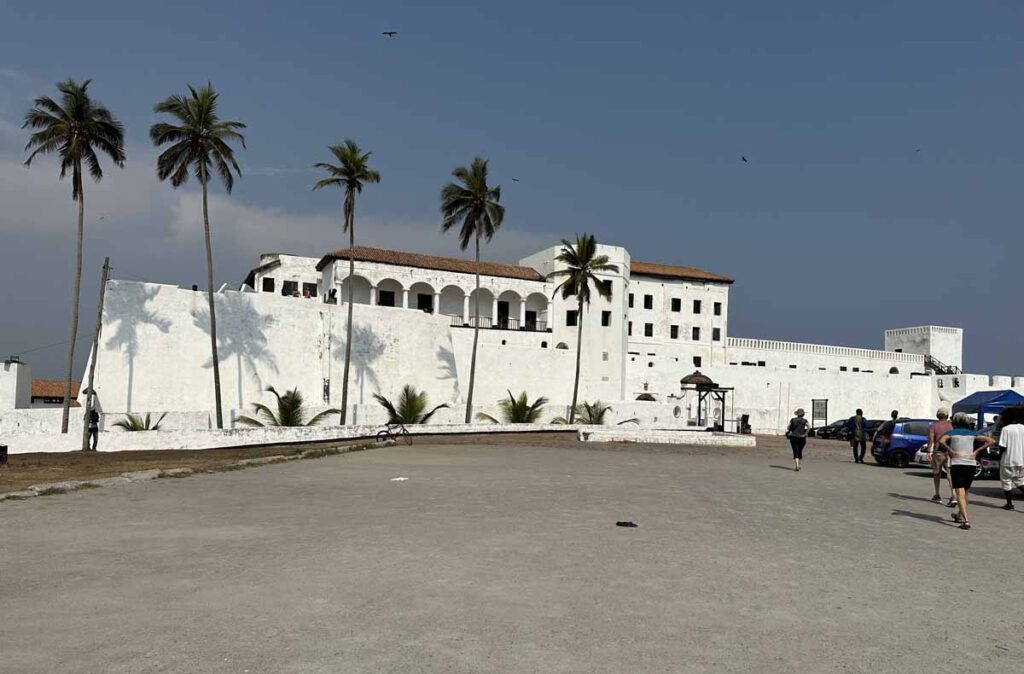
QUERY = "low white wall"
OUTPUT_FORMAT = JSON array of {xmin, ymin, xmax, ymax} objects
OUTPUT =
[
  {"xmin": 578, "ymin": 428, "xmax": 756, "ymax": 447},
  {"xmin": 1, "ymin": 422, "xmax": 580, "ymax": 455}
]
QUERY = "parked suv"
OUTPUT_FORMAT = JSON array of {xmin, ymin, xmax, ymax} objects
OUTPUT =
[
  {"xmin": 811, "ymin": 418, "xmax": 884, "ymax": 441},
  {"xmin": 872, "ymin": 419, "xmax": 933, "ymax": 468}
]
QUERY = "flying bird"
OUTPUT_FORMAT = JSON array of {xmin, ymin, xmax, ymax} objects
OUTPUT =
[
  {"xmin": 741, "ymin": 156, "xmax": 748, "ymax": 163},
  {"xmin": 382, "ymin": 31, "xmax": 397, "ymax": 38},
  {"xmin": 511, "ymin": 178, "xmax": 520, "ymax": 182},
  {"xmin": 915, "ymin": 148, "xmax": 921, "ymax": 153}
]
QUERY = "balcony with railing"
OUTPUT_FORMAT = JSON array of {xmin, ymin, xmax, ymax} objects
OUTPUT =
[{"xmin": 447, "ymin": 314, "xmax": 550, "ymax": 332}]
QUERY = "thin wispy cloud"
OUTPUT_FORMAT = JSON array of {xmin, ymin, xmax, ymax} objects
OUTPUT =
[{"xmin": 243, "ymin": 166, "xmax": 318, "ymax": 177}]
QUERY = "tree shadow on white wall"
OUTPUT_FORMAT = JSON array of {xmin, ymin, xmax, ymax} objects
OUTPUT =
[
  {"xmin": 193, "ymin": 295, "xmax": 279, "ymax": 409},
  {"xmin": 337, "ymin": 324, "xmax": 386, "ymax": 407},
  {"xmin": 436, "ymin": 344, "xmax": 460, "ymax": 399},
  {"xmin": 104, "ymin": 284, "xmax": 171, "ymax": 412}
]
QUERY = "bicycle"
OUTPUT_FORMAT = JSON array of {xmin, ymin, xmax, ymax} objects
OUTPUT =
[{"xmin": 376, "ymin": 422, "xmax": 413, "ymax": 446}]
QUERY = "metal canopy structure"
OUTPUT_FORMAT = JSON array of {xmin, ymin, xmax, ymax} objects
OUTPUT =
[{"xmin": 679, "ymin": 371, "xmax": 735, "ymax": 432}]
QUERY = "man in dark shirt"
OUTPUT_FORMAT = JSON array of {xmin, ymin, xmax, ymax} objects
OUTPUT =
[
  {"xmin": 846, "ymin": 409, "xmax": 868, "ymax": 464},
  {"xmin": 88, "ymin": 409, "xmax": 100, "ymax": 451}
]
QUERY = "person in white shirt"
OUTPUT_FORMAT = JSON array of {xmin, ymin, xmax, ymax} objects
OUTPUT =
[{"xmin": 997, "ymin": 405, "xmax": 1024, "ymax": 510}]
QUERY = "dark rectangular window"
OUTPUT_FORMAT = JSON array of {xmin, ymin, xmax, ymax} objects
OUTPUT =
[
  {"xmin": 643, "ymin": 294, "xmax": 653, "ymax": 310},
  {"xmin": 566, "ymin": 310, "xmax": 578, "ymax": 327},
  {"xmin": 262, "ymin": 277, "xmax": 275, "ymax": 293},
  {"xmin": 377, "ymin": 289, "xmax": 396, "ymax": 307},
  {"xmin": 693, "ymin": 356, "xmax": 702, "ymax": 367},
  {"xmin": 712, "ymin": 328, "xmax": 721, "ymax": 342},
  {"xmin": 282, "ymin": 280, "xmax": 299, "ymax": 297},
  {"xmin": 840, "ymin": 366, "xmax": 848, "ymax": 372},
  {"xmin": 302, "ymin": 282, "xmax": 317, "ymax": 298},
  {"xmin": 757, "ymin": 360, "xmax": 766, "ymax": 367},
  {"xmin": 692, "ymin": 326, "xmax": 701, "ymax": 341},
  {"xmin": 693, "ymin": 300, "xmax": 702, "ymax": 314},
  {"xmin": 671, "ymin": 298, "xmax": 681, "ymax": 312},
  {"xmin": 417, "ymin": 293, "xmax": 434, "ymax": 313},
  {"xmin": 670, "ymin": 325, "xmax": 679, "ymax": 339},
  {"xmin": 600, "ymin": 279, "xmax": 612, "ymax": 296},
  {"xmin": 713, "ymin": 302, "xmax": 722, "ymax": 316},
  {"xmin": 644, "ymin": 323, "xmax": 654, "ymax": 337},
  {"xmin": 628, "ymin": 321, "xmax": 633, "ymax": 336},
  {"xmin": 601, "ymin": 310, "xmax": 612, "ymax": 327},
  {"xmin": 628, "ymin": 293, "xmax": 634, "ymax": 308}
]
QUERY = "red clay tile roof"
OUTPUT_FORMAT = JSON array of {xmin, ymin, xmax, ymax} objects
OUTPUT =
[
  {"xmin": 31, "ymin": 379, "xmax": 81, "ymax": 399},
  {"xmin": 630, "ymin": 260, "xmax": 733, "ymax": 284},
  {"xmin": 315, "ymin": 246, "xmax": 545, "ymax": 281}
]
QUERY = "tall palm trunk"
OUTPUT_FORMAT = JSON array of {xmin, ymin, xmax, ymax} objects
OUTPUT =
[
  {"xmin": 201, "ymin": 168, "xmax": 224, "ymax": 429},
  {"xmin": 569, "ymin": 296, "xmax": 584, "ymax": 424},
  {"xmin": 340, "ymin": 194, "xmax": 355, "ymax": 425},
  {"xmin": 465, "ymin": 230, "xmax": 481, "ymax": 423},
  {"xmin": 60, "ymin": 170, "xmax": 84, "ymax": 434}
]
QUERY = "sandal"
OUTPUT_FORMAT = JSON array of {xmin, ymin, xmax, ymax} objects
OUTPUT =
[
  {"xmin": 952, "ymin": 513, "xmax": 962, "ymax": 523},
  {"xmin": 959, "ymin": 521, "xmax": 971, "ymax": 530}
]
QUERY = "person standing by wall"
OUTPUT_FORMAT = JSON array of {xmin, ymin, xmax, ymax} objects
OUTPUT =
[
  {"xmin": 787, "ymin": 408, "xmax": 810, "ymax": 472},
  {"xmin": 846, "ymin": 408, "xmax": 868, "ymax": 464},
  {"xmin": 997, "ymin": 405, "xmax": 1024, "ymax": 510},
  {"xmin": 87, "ymin": 408, "xmax": 100, "ymax": 451},
  {"xmin": 927, "ymin": 408, "xmax": 954, "ymax": 505},
  {"xmin": 939, "ymin": 413, "xmax": 994, "ymax": 530}
]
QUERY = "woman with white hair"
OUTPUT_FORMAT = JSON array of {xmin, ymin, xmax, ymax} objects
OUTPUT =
[
  {"xmin": 786, "ymin": 408, "xmax": 810, "ymax": 471},
  {"xmin": 939, "ymin": 412, "xmax": 995, "ymax": 530}
]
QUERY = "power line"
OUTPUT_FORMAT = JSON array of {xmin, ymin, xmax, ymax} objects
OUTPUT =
[{"xmin": 7, "ymin": 331, "xmax": 94, "ymax": 357}]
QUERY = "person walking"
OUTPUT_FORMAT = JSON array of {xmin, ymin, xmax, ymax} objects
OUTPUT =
[
  {"xmin": 890, "ymin": 409, "xmax": 899, "ymax": 422},
  {"xmin": 938, "ymin": 412, "xmax": 994, "ymax": 530},
  {"xmin": 87, "ymin": 408, "xmax": 100, "ymax": 451},
  {"xmin": 997, "ymin": 405, "xmax": 1024, "ymax": 510},
  {"xmin": 787, "ymin": 408, "xmax": 810, "ymax": 471},
  {"xmin": 927, "ymin": 408, "xmax": 954, "ymax": 506},
  {"xmin": 846, "ymin": 409, "xmax": 869, "ymax": 464}
]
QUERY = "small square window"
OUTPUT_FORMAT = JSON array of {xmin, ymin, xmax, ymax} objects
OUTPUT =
[
  {"xmin": 600, "ymin": 279, "xmax": 612, "ymax": 296},
  {"xmin": 714, "ymin": 302, "xmax": 722, "ymax": 316},
  {"xmin": 757, "ymin": 360, "xmax": 765, "ymax": 367},
  {"xmin": 628, "ymin": 293, "xmax": 634, "ymax": 308},
  {"xmin": 644, "ymin": 294, "xmax": 653, "ymax": 310},
  {"xmin": 693, "ymin": 356, "xmax": 702, "ymax": 367},
  {"xmin": 692, "ymin": 326, "xmax": 701, "ymax": 341},
  {"xmin": 283, "ymin": 280, "xmax": 299, "ymax": 297},
  {"xmin": 840, "ymin": 366, "xmax": 848, "ymax": 372},
  {"xmin": 601, "ymin": 310, "xmax": 612, "ymax": 327},
  {"xmin": 377, "ymin": 289, "xmax": 395, "ymax": 306},
  {"xmin": 693, "ymin": 300, "xmax": 702, "ymax": 314},
  {"xmin": 671, "ymin": 298, "xmax": 681, "ymax": 312},
  {"xmin": 670, "ymin": 325, "xmax": 679, "ymax": 339},
  {"xmin": 602, "ymin": 352, "xmax": 609, "ymax": 362},
  {"xmin": 566, "ymin": 310, "xmax": 578, "ymax": 327},
  {"xmin": 712, "ymin": 327, "xmax": 721, "ymax": 342},
  {"xmin": 261, "ymin": 277, "xmax": 275, "ymax": 293},
  {"xmin": 644, "ymin": 323, "xmax": 654, "ymax": 337},
  {"xmin": 302, "ymin": 282, "xmax": 317, "ymax": 298}
]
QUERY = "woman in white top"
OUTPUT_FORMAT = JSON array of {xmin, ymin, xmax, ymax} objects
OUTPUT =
[{"xmin": 939, "ymin": 413, "xmax": 995, "ymax": 530}]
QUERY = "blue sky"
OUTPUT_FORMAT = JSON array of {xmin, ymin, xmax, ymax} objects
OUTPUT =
[{"xmin": 1, "ymin": 0, "xmax": 1022, "ymax": 378}]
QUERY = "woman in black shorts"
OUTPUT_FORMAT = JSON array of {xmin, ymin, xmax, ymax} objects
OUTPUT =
[
  {"xmin": 787, "ymin": 408, "xmax": 810, "ymax": 471},
  {"xmin": 939, "ymin": 412, "xmax": 994, "ymax": 530}
]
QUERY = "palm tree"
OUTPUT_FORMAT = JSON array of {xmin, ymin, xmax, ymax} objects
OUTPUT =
[
  {"xmin": 23, "ymin": 78, "xmax": 125, "ymax": 434},
  {"xmin": 312, "ymin": 140, "xmax": 380, "ymax": 425},
  {"xmin": 112, "ymin": 412, "xmax": 168, "ymax": 431},
  {"xmin": 476, "ymin": 390, "xmax": 548, "ymax": 424},
  {"xmin": 149, "ymin": 83, "xmax": 246, "ymax": 430},
  {"xmin": 236, "ymin": 386, "xmax": 339, "ymax": 427},
  {"xmin": 551, "ymin": 400, "xmax": 639, "ymax": 425},
  {"xmin": 440, "ymin": 157, "xmax": 504, "ymax": 423},
  {"xmin": 548, "ymin": 234, "xmax": 619, "ymax": 423},
  {"xmin": 373, "ymin": 385, "xmax": 449, "ymax": 424}
]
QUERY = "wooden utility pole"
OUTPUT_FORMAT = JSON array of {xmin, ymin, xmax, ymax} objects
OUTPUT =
[{"xmin": 81, "ymin": 257, "xmax": 110, "ymax": 451}]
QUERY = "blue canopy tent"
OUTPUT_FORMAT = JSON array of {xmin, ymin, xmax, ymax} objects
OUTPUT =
[{"xmin": 951, "ymin": 389, "xmax": 1024, "ymax": 429}]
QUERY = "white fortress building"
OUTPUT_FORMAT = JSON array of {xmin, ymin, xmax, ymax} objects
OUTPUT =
[{"xmin": 3, "ymin": 242, "xmax": 1022, "ymax": 436}]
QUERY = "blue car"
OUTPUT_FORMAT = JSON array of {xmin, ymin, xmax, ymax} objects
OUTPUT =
[{"xmin": 871, "ymin": 419, "xmax": 933, "ymax": 468}]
